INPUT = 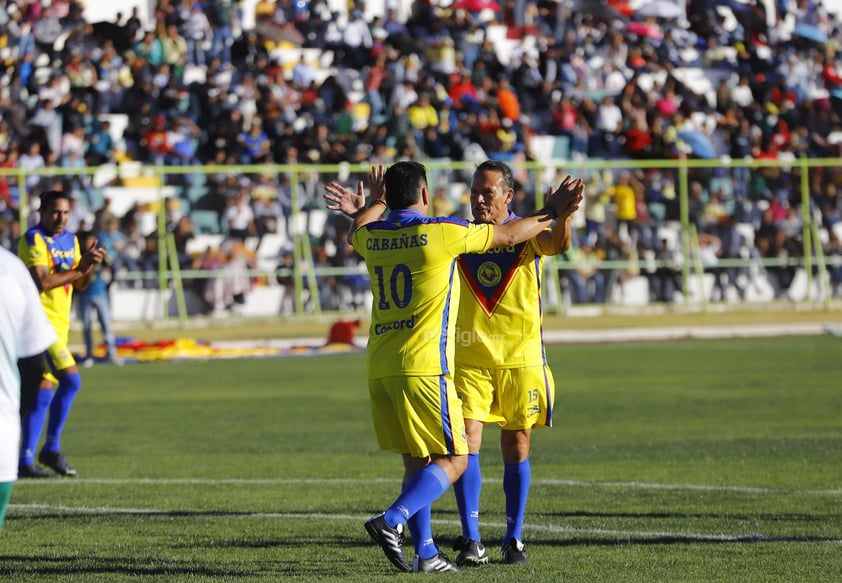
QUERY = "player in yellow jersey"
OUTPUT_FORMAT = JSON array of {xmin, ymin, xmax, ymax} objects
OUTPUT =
[
  {"xmin": 324, "ymin": 161, "xmax": 583, "ymax": 573},
  {"xmin": 17, "ymin": 190, "xmax": 107, "ymax": 478},
  {"xmin": 451, "ymin": 160, "xmax": 579, "ymax": 566}
]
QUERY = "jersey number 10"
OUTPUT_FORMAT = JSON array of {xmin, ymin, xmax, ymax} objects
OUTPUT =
[{"xmin": 374, "ymin": 264, "xmax": 413, "ymax": 310}]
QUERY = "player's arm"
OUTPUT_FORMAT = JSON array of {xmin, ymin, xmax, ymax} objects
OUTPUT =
[
  {"xmin": 28, "ymin": 240, "xmax": 107, "ymax": 292},
  {"xmin": 534, "ymin": 214, "xmax": 574, "ymax": 256},
  {"xmin": 29, "ymin": 263, "xmax": 89, "ymax": 292},
  {"xmin": 491, "ymin": 175, "xmax": 584, "ymax": 248}
]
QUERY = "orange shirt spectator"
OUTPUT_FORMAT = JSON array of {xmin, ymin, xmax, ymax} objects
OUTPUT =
[{"xmin": 496, "ymin": 78, "xmax": 520, "ymax": 122}]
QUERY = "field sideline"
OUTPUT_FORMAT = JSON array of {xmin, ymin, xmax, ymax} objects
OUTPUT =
[
  {"xmin": 3, "ymin": 334, "xmax": 840, "ymax": 582},
  {"xmin": 70, "ymin": 303, "xmax": 842, "ymax": 348}
]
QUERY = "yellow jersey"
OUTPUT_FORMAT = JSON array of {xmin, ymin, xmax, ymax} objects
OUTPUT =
[
  {"xmin": 18, "ymin": 226, "xmax": 80, "ymax": 339},
  {"xmin": 352, "ymin": 209, "xmax": 494, "ymax": 379},
  {"xmin": 456, "ymin": 215, "xmax": 548, "ymax": 369}
]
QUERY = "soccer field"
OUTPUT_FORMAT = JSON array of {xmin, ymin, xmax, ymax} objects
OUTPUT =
[{"xmin": 3, "ymin": 336, "xmax": 841, "ymax": 582}]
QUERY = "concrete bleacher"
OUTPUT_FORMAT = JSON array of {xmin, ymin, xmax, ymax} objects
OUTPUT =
[
  {"xmin": 102, "ymin": 185, "xmax": 178, "ymax": 217},
  {"xmin": 255, "ymin": 231, "xmax": 290, "ymax": 276},
  {"xmin": 185, "ymin": 234, "xmax": 226, "ymax": 256}
]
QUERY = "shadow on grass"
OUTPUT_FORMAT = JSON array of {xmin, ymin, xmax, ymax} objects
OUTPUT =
[
  {"xmin": 550, "ymin": 509, "xmax": 836, "ymax": 522},
  {"xmin": 0, "ymin": 555, "xmax": 250, "ymax": 578},
  {"xmin": 546, "ymin": 534, "xmax": 842, "ymax": 545}
]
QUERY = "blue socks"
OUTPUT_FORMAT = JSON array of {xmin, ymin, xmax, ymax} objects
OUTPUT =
[
  {"xmin": 384, "ymin": 463, "xmax": 451, "ymax": 559},
  {"xmin": 20, "ymin": 389, "xmax": 53, "ymax": 466},
  {"xmin": 43, "ymin": 372, "xmax": 82, "ymax": 453},
  {"xmin": 503, "ymin": 458, "xmax": 531, "ymax": 545},
  {"xmin": 453, "ymin": 452, "xmax": 482, "ymax": 541},
  {"xmin": 405, "ymin": 499, "xmax": 437, "ymax": 559},
  {"xmin": 385, "ymin": 462, "xmax": 450, "ymax": 525}
]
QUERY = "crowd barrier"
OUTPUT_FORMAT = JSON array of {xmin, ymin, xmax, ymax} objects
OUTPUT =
[{"xmin": 4, "ymin": 156, "xmax": 840, "ymax": 322}]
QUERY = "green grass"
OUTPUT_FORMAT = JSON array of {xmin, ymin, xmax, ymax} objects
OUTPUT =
[{"xmin": 2, "ymin": 336, "xmax": 841, "ymax": 582}]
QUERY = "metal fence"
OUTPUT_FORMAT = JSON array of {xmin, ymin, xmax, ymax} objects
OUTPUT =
[{"xmin": 4, "ymin": 155, "xmax": 840, "ymax": 322}]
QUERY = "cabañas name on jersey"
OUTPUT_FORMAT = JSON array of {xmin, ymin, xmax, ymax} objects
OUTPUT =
[{"xmin": 365, "ymin": 234, "xmax": 429, "ymax": 250}]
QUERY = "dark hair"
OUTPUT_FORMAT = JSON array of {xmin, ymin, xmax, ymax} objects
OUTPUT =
[
  {"xmin": 475, "ymin": 160, "xmax": 514, "ymax": 192},
  {"xmin": 384, "ymin": 160, "xmax": 428, "ymax": 210},
  {"xmin": 39, "ymin": 190, "xmax": 73, "ymax": 210}
]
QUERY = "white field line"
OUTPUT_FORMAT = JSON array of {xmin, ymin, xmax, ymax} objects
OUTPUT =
[
  {"xmin": 0, "ymin": 504, "xmax": 783, "ymax": 543},
  {"xmin": 13, "ymin": 477, "xmax": 842, "ymax": 496}
]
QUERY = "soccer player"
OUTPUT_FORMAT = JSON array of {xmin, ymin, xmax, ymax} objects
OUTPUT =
[
  {"xmin": 451, "ymin": 160, "xmax": 578, "ymax": 566},
  {"xmin": 0, "ymin": 247, "xmax": 57, "ymax": 526},
  {"xmin": 18, "ymin": 190, "xmax": 107, "ymax": 478},
  {"xmin": 324, "ymin": 162, "xmax": 583, "ymax": 573}
]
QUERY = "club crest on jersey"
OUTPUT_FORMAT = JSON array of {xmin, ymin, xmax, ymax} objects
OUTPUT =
[
  {"xmin": 458, "ymin": 242, "xmax": 528, "ymax": 316},
  {"xmin": 477, "ymin": 261, "xmax": 502, "ymax": 286}
]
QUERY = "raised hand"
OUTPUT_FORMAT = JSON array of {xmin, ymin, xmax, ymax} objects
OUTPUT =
[
  {"xmin": 545, "ymin": 175, "xmax": 584, "ymax": 220},
  {"xmin": 369, "ymin": 164, "xmax": 386, "ymax": 204},
  {"xmin": 77, "ymin": 237, "xmax": 107, "ymax": 272},
  {"xmin": 324, "ymin": 180, "xmax": 366, "ymax": 217}
]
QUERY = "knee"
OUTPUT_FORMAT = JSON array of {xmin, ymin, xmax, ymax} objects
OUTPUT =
[
  {"xmin": 449, "ymin": 454, "xmax": 468, "ymax": 481},
  {"xmin": 58, "ymin": 372, "xmax": 82, "ymax": 396},
  {"xmin": 501, "ymin": 430, "xmax": 531, "ymax": 463},
  {"xmin": 432, "ymin": 454, "xmax": 468, "ymax": 484}
]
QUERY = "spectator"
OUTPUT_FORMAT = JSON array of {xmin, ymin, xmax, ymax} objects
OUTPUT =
[
  {"xmin": 75, "ymin": 231, "xmax": 122, "ymax": 367},
  {"xmin": 564, "ymin": 242, "xmax": 606, "ymax": 304},
  {"xmin": 65, "ymin": 50, "xmax": 98, "ymax": 114},
  {"xmin": 224, "ymin": 188, "xmax": 258, "ymax": 241},
  {"xmin": 606, "ymin": 171, "xmax": 639, "ymax": 245},
  {"xmin": 92, "ymin": 197, "xmax": 118, "ymax": 234},
  {"xmin": 159, "ymin": 23, "xmax": 188, "ymax": 71},
  {"xmin": 134, "ymin": 29, "xmax": 164, "ymax": 67},
  {"xmin": 251, "ymin": 181, "xmax": 283, "ymax": 238},
  {"xmin": 18, "ymin": 142, "xmax": 46, "ymax": 193},
  {"xmin": 200, "ymin": 239, "xmax": 253, "ymax": 315},
  {"xmin": 207, "ymin": 0, "xmax": 234, "ymax": 64},
  {"xmin": 171, "ymin": 215, "xmax": 195, "ymax": 269},
  {"xmin": 30, "ymin": 98, "xmax": 63, "ymax": 157},
  {"xmin": 713, "ymin": 214, "xmax": 747, "ymax": 302},
  {"xmin": 237, "ymin": 118, "xmax": 272, "ymax": 164},
  {"xmin": 274, "ymin": 249, "xmax": 295, "ymax": 315},
  {"xmin": 342, "ymin": 9, "xmax": 373, "ymax": 69},
  {"xmin": 32, "ymin": 5, "xmax": 63, "ymax": 59},
  {"xmin": 183, "ymin": 3, "xmax": 211, "ymax": 67},
  {"xmin": 650, "ymin": 236, "xmax": 682, "ymax": 303},
  {"xmin": 86, "ymin": 119, "xmax": 116, "ymax": 167}
]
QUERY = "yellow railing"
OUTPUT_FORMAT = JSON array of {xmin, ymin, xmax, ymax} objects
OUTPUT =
[{"xmin": 4, "ymin": 155, "xmax": 840, "ymax": 320}]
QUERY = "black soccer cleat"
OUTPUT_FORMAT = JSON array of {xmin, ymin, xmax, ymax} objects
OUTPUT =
[
  {"xmin": 453, "ymin": 535, "xmax": 489, "ymax": 566},
  {"xmin": 38, "ymin": 450, "xmax": 78, "ymax": 477},
  {"xmin": 413, "ymin": 552, "xmax": 461, "ymax": 573},
  {"xmin": 18, "ymin": 463, "xmax": 56, "ymax": 479},
  {"xmin": 364, "ymin": 513, "xmax": 410, "ymax": 572},
  {"xmin": 501, "ymin": 539, "xmax": 528, "ymax": 564}
]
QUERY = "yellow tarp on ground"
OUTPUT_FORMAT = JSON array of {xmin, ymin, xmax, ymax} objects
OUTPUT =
[{"xmin": 87, "ymin": 338, "xmax": 363, "ymax": 363}]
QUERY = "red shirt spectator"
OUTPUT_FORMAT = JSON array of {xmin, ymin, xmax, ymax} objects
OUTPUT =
[
  {"xmin": 449, "ymin": 71, "xmax": 478, "ymax": 111},
  {"xmin": 822, "ymin": 56, "xmax": 842, "ymax": 90},
  {"xmin": 143, "ymin": 115, "xmax": 171, "ymax": 160}
]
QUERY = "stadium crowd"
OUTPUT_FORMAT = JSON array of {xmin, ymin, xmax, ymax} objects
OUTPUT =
[{"xmin": 1, "ymin": 0, "xmax": 842, "ymax": 311}]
